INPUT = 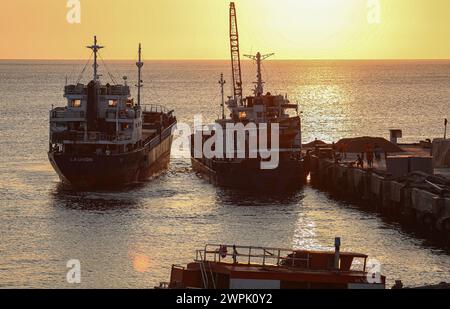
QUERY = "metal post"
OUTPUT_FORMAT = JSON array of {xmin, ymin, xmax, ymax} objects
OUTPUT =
[
  {"xmin": 334, "ymin": 237, "xmax": 341, "ymax": 270},
  {"xmin": 219, "ymin": 73, "xmax": 226, "ymax": 120},
  {"xmin": 445, "ymin": 118, "xmax": 448, "ymax": 139},
  {"xmin": 136, "ymin": 43, "xmax": 144, "ymax": 106},
  {"xmin": 87, "ymin": 36, "xmax": 104, "ymax": 81}
]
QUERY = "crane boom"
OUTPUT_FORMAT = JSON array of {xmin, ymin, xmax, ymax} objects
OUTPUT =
[{"xmin": 229, "ymin": 2, "xmax": 243, "ymax": 105}]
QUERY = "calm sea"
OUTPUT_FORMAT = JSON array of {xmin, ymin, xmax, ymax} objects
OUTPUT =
[{"xmin": 0, "ymin": 60, "xmax": 449, "ymax": 288}]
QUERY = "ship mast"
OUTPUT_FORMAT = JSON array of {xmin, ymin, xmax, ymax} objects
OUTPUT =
[
  {"xmin": 136, "ymin": 43, "xmax": 144, "ymax": 106},
  {"xmin": 87, "ymin": 36, "xmax": 104, "ymax": 82},
  {"xmin": 229, "ymin": 2, "xmax": 243, "ymax": 106},
  {"xmin": 219, "ymin": 73, "xmax": 226, "ymax": 120},
  {"xmin": 244, "ymin": 52, "xmax": 274, "ymax": 96}
]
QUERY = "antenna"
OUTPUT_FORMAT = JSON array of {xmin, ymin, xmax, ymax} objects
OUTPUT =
[
  {"xmin": 136, "ymin": 43, "xmax": 144, "ymax": 106},
  {"xmin": 86, "ymin": 36, "xmax": 104, "ymax": 81},
  {"xmin": 244, "ymin": 52, "xmax": 274, "ymax": 96},
  {"xmin": 219, "ymin": 73, "xmax": 226, "ymax": 120}
]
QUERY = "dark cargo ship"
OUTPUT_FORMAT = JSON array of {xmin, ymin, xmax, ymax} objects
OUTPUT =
[
  {"xmin": 190, "ymin": 3, "xmax": 306, "ymax": 190},
  {"xmin": 48, "ymin": 37, "xmax": 176, "ymax": 189}
]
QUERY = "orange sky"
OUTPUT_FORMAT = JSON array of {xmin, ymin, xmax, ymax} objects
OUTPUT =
[{"xmin": 0, "ymin": 0, "xmax": 449, "ymax": 60}]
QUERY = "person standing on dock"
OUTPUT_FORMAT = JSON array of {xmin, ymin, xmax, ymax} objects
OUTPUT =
[
  {"xmin": 356, "ymin": 155, "xmax": 364, "ymax": 168},
  {"xmin": 374, "ymin": 144, "xmax": 382, "ymax": 162},
  {"xmin": 232, "ymin": 245, "xmax": 239, "ymax": 264},
  {"xmin": 365, "ymin": 143, "xmax": 374, "ymax": 168}
]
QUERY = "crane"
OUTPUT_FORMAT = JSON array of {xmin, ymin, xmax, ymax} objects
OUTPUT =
[{"xmin": 229, "ymin": 2, "xmax": 243, "ymax": 106}]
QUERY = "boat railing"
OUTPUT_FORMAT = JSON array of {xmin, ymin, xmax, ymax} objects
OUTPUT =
[
  {"xmin": 142, "ymin": 104, "xmax": 171, "ymax": 114},
  {"xmin": 195, "ymin": 244, "xmax": 310, "ymax": 269},
  {"xmin": 105, "ymin": 109, "xmax": 139, "ymax": 120},
  {"xmin": 51, "ymin": 131, "xmax": 132, "ymax": 143},
  {"xmin": 50, "ymin": 109, "xmax": 85, "ymax": 119}
]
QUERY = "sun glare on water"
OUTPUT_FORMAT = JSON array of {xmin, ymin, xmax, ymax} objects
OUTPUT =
[{"xmin": 132, "ymin": 253, "xmax": 151, "ymax": 273}]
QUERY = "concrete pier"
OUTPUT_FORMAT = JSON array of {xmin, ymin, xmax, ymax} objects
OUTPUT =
[{"xmin": 309, "ymin": 147, "xmax": 450, "ymax": 243}]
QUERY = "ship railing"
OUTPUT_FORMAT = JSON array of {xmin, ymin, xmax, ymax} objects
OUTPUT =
[
  {"xmin": 105, "ymin": 109, "xmax": 140, "ymax": 120},
  {"xmin": 51, "ymin": 131, "xmax": 132, "ymax": 143},
  {"xmin": 144, "ymin": 123, "xmax": 176, "ymax": 149},
  {"xmin": 50, "ymin": 109, "xmax": 85, "ymax": 119},
  {"xmin": 195, "ymin": 244, "xmax": 310, "ymax": 269},
  {"xmin": 142, "ymin": 104, "xmax": 171, "ymax": 114}
]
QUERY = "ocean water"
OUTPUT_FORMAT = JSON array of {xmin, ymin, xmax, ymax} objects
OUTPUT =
[{"xmin": 0, "ymin": 60, "xmax": 449, "ymax": 288}]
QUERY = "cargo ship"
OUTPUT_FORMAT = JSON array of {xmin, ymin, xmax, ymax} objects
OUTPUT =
[
  {"xmin": 159, "ymin": 238, "xmax": 386, "ymax": 289},
  {"xmin": 48, "ymin": 37, "xmax": 177, "ymax": 189},
  {"xmin": 190, "ymin": 2, "xmax": 306, "ymax": 190}
]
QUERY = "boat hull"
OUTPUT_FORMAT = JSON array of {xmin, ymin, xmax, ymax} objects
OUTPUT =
[
  {"xmin": 49, "ymin": 134, "xmax": 173, "ymax": 190},
  {"xmin": 191, "ymin": 157, "xmax": 306, "ymax": 190}
]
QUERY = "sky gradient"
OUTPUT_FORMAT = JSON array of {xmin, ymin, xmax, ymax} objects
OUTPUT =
[{"xmin": 1, "ymin": 0, "xmax": 449, "ymax": 60}]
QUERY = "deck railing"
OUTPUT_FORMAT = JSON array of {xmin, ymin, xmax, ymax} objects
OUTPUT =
[
  {"xmin": 195, "ymin": 244, "xmax": 310, "ymax": 268},
  {"xmin": 142, "ymin": 104, "xmax": 171, "ymax": 114},
  {"xmin": 51, "ymin": 131, "xmax": 132, "ymax": 143},
  {"xmin": 51, "ymin": 109, "xmax": 85, "ymax": 119}
]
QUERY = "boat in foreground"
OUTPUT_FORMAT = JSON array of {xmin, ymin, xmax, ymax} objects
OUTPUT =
[
  {"xmin": 160, "ymin": 238, "xmax": 386, "ymax": 289},
  {"xmin": 48, "ymin": 37, "xmax": 177, "ymax": 189}
]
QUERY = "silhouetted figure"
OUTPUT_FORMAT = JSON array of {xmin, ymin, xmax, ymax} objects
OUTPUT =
[
  {"xmin": 365, "ymin": 143, "xmax": 374, "ymax": 168},
  {"xmin": 374, "ymin": 144, "xmax": 382, "ymax": 162},
  {"xmin": 232, "ymin": 245, "xmax": 238, "ymax": 264},
  {"xmin": 367, "ymin": 151, "xmax": 374, "ymax": 168},
  {"xmin": 356, "ymin": 155, "xmax": 364, "ymax": 168}
]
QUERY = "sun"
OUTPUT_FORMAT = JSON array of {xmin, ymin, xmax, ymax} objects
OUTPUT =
[{"xmin": 255, "ymin": 0, "xmax": 362, "ymax": 50}]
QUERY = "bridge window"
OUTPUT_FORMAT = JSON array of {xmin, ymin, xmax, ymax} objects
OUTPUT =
[
  {"xmin": 69, "ymin": 99, "xmax": 82, "ymax": 108},
  {"xmin": 108, "ymin": 100, "xmax": 118, "ymax": 107}
]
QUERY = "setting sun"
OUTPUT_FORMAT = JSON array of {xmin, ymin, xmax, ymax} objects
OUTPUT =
[{"xmin": 0, "ymin": 0, "xmax": 449, "ymax": 59}]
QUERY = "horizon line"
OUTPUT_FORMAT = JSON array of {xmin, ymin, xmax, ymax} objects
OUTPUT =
[{"xmin": 1, "ymin": 58, "xmax": 450, "ymax": 62}]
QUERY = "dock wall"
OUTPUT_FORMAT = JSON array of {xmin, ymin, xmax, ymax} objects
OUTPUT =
[{"xmin": 309, "ymin": 156, "xmax": 450, "ymax": 242}]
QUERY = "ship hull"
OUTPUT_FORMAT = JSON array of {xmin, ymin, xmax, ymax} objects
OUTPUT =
[
  {"xmin": 191, "ymin": 157, "xmax": 306, "ymax": 190},
  {"xmin": 49, "ymin": 134, "xmax": 173, "ymax": 190}
]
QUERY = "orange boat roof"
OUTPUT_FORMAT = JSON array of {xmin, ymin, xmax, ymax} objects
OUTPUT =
[{"xmin": 293, "ymin": 250, "xmax": 368, "ymax": 259}]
